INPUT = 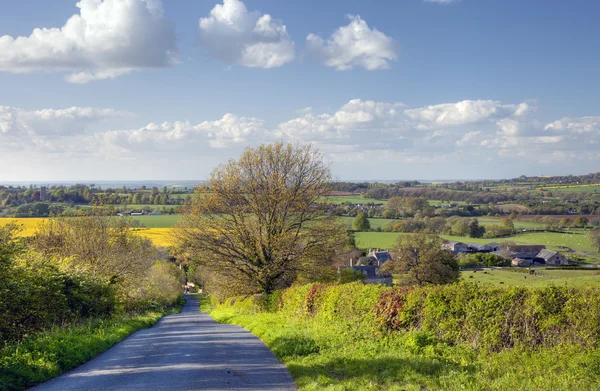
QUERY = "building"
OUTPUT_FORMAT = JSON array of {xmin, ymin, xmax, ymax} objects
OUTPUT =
[
  {"xmin": 535, "ymin": 249, "xmax": 570, "ymax": 266},
  {"xmin": 442, "ymin": 241, "xmax": 468, "ymax": 253},
  {"xmin": 367, "ymin": 249, "xmax": 393, "ymax": 265}
]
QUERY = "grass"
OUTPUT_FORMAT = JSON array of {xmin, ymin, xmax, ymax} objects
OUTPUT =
[
  {"xmin": 339, "ymin": 216, "xmax": 393, "ymax": 230},
  {"xmin": 324, "ymin": 195, "xmax": 385, "ymax": 205},
  {"xmin": 208, "ymin": 299, "xmax": 600, "ymax": 390},
  {"xmin": 131, "ymin": 214, "xmax": 181, "ymax": 228},
  {"xmin": 0, "ymin": 303, "xmax": 182, "ymax": 391},
  {"xmin": 536, "ymin": 184, "xmax": 600, "ymax": 193},
  {"xmin": 461, "ymin": 269, "xmax": 600, "ymax": 288},
  {"xmin": 356, "ymin": 231, "xmax": 599, "ymax": 255}
]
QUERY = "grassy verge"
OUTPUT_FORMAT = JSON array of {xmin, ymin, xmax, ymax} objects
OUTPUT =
[
  {"xmin": 208, "ymin": 297, "xmax": 600, "ymax": 390},
  {"xmin": 0, "ymin": 298, "xmax": 184, "ymax": 391}
]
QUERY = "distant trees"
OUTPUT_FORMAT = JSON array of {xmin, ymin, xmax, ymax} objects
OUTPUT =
[
  {"xmin": 175, "ymin": 143, "xmax": 349, "ymax": 296},
  {"xmin": 381, "ymin": 234, "xmax": 460, "ymax": 286},
  {"xmin": 352, "ymin": 211, "xmax": 371, "ymax": 231}
]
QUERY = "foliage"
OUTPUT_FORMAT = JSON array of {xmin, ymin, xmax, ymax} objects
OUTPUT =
[
  {"xmin": 29, "ymin": 213, "xmax": 182, "ymax": 311},
  {"xmin": 338, "ymin": 267, "xmax": 366, "ymax": 283},
  {"xmin": 0, "ymin": 311, "xmax": 169, "ymax": 391},
  {"xmin": 382, "ymin": 234, "xmax": 460, "ymax": 286},
  {"xmin": 175, "ymin": 143, "xmax": 349, "ymax": 295},
  {"xmin": 459, "ymin": 253, "xmax": 510, "ymax": 267},
  {"xmin": 210, "ymin": 282, "xmax": 600, "ymax": 390},
  {"xmin": 351, "ymin": 211, "xmax": 370, "ymax": 231}
]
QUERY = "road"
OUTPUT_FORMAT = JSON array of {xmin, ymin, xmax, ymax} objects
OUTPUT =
[{"xmin": 31, "ymin": 295, "xmax": 297, "ymax": 391}]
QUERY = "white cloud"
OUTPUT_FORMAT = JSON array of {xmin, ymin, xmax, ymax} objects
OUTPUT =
[
  {"xmin": 405, "ymin": 100, "xmax": 531, "ymax": 127},
  {"xmin": 306, "ymin": 15, "xmax": 399, "ymax": 70},
  {"xmin": 0, "ymin": 0, "xmax": 177, "ymax": 83},
  {"xmin": 275, "ymin": 99, "xmax": 404, "ymax": 145},
  {"xmin": 104, "ymin": 113, "xmax": 267, "ymax": 150},
  {"xmin": 544, "ymin": 116, "xmax": 600, "ymax": 134},
  {"xmin": 0, "ymin": 105, "xmax": 131, "ymax": 151},
  {"xmin": 198, "ymin": 0, "xmax": 294, "ymax": 68},
  {"xmin": 4, "ymin": 100, "xmax": 600, "ymax": 180}
]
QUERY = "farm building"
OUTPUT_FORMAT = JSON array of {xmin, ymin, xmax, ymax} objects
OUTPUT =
[
  {"xmin": 535, "ymin": 249, "xmax": 570, "ymax": 266},
  {"xmin": 512, "ymin": 258, "xmax": 532, "ymax": 267},
  {"xmin": 442, "ymin": 241, "xmax": 468, "ymax": 253}
]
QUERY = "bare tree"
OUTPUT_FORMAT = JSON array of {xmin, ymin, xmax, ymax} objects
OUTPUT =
[{"xmin": 174, "ymin": 142, "xmax": 348, "ymax": 295}]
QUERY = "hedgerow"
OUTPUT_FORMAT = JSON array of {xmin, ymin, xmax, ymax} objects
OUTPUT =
[{"xmin": 223, "ymin": 281, "xmax": 600, "ymax": 352}]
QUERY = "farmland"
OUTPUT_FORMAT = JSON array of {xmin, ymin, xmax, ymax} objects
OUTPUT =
[
  {"xmin": 0, "ymin": 218, "xmax": 47, "ymax": 236},
  {"xmin": 462, "ymin": 268, "xmax": 600, "ymax": 287},
  {"xmin": 537, "ymin": 184, "xmax": 600, "ymax": 193}
]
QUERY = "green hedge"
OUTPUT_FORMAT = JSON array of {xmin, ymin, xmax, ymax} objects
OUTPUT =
[{"xmin": 220, "ymin": 282, "xmax": 600, "ymax": 352}]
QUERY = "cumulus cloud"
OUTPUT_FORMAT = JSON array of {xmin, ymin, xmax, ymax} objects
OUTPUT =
[
  {"xmin": 103, "ymin": 113, "xmax": 267, "ymax": 150},
  {"xmin": 0, "ymin": 105, "xmax": 131, "ymax": 151},
  {"xmin": 306, "ymin": 15, "xmax": 399, "ymax": 70},
  {"xmin": 0, "ymin": 0, "xmax": 177, "ymax": 82},
  {"xmin": 4, "ymin": 100, "xmax": 600, "ymax": 179},
  {"xmin": 275, "ymin": 99, "xmax": 404, "ymax": 147},
  {"xmin": 198, "ymin": 0, "xmax": 294, "ymax": 68},
  {"xmin": 405, "ymin": 100, "xmax": 531, "ymax": 128},
  {"xmin": 544, "ymin": 116, "xmax": 600, "ymax": 134}
]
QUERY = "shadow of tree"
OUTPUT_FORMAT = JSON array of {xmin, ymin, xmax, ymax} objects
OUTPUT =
[{"xmin": 286, "ymin": 355, "xmax": 476, "ymax": 388}]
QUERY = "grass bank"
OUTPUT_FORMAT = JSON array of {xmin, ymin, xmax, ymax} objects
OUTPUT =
[
  {"xmin": 0, "ymin": 298, "xmax": 184, "ymax": 391},
  {"xmin": 206, "ymin": 284, "xmax": 600, "ymax": 390}
]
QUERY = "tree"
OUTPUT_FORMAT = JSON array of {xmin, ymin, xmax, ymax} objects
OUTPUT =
[
  {"xmin": 175, "ymin": 143, "xmax": 349, "ymax": 295},
  {"xmin": 590, "ymin": 228, "xmax": 600, "ymax": 252},
  {"xmin": 352, "ymin": 211, "xmax": 371, "ymax": 231},
  {"xmin": 468, "ymin": 219, "xmax": 486, "ymax": 238},
  {"xmin": 573, "ymin": 216, "xmax": 589, "ymax": 228},
  {"xmin": 381, "ymin": 233, "xmax": 460, "ymax": 286}
]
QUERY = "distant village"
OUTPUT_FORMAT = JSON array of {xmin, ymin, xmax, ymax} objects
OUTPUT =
[{"xmin": 344, "ymin": 241, "xmax": 572, "ymax": 286}]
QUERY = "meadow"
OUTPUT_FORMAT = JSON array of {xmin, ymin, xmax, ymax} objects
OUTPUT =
[
  {"xmin": 461, "ymin": 269, "xmax": 600, "ymax": 288},
  {"xmin": 355, "ymin": 230, "xmax": 597, "ymax": 254},
  {"xmin": 537, "ymin": 184, "xmax": 600, "ymax": 193}
]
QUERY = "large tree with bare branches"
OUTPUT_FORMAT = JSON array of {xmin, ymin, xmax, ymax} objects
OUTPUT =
[{"xmin": 175, "ymin": 142, "xmax": 348, "ymax": 295}]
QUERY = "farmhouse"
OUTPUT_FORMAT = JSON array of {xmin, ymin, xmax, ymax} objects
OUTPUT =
[{"xmin": 367, "ymin": 248, "xmax": 393, "ymax": 265}]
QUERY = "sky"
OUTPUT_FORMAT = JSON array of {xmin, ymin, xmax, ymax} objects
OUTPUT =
[{"xmin": 0, "ymin": 0, "xmax": 599, "ymax": 181}]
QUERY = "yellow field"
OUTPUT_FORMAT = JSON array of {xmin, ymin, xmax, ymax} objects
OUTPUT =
[
  {"xmin": 0, "ymin": 218, "xmax": 175, "ymax": 247},
  {"xmin": 134, "ymin": 228, "xmax": 176, "ymax": 246},
  {"xmin": 0, "ymin": 218, "xmax": 47, "ymax": 236}
]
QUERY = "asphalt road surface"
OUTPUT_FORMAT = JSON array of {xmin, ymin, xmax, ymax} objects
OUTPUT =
[{"xmin": 31, "ymin": 295, "xmax": 297, "ymax": 391}]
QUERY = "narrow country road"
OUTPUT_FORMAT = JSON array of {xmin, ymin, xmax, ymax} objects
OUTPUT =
[{"xmin": 31, "ymin": 295, "xmax": 297, "ymax": 391}]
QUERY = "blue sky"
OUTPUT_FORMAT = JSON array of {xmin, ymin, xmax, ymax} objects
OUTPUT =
[{"xmin": 0, "ymin": 0, "xmax": 599, "ymax": 181}]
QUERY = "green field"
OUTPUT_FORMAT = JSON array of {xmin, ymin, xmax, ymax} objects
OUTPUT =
[
  {"xmin": 462, "ymin": 269, "xmax": 600, "ymax": 287},
  {"xmin": 324, "ymin": 195, "xmax": 385, "ymax": 205},
  {"xmin": 339, "ymin": 216, "xmax": 394, "ymax": 230},
  {"xmin": 356, "ymin": 230, "xmax": 599, "ymax": 255},
  {"xmin": 537, "ymin": 184, "xmax": 600, "ymax": 193},
  {"xmin": 130, "ymin": 215, "xmax": 181, "ymax": 228}
]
